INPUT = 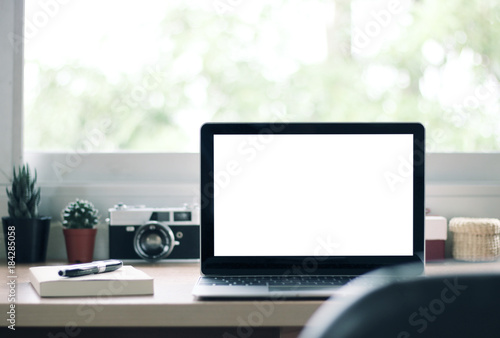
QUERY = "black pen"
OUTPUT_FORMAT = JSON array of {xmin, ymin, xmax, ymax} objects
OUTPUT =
[{"xmin": 58, "ymin": 260, "xmax": 123, "ymax": 277}]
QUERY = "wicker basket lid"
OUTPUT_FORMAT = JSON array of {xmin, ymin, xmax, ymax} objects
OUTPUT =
[{"xmin": 449, "ymin": 217, "xmax": 500, "ymax": 234}]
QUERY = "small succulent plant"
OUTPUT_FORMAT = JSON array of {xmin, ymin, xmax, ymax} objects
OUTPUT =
[
  {"xmin": 62, "ymin": 199, "xmax": 99, "ymax": 229},
  {"xmin": 6, "ymin": 164, "xmax": 41, "ymax": 218}
]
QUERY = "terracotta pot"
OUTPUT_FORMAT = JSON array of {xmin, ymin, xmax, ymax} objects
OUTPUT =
[
  {"xmin": 63, "ymin": 228, "xmax": 97, "ymax": 263},
  {"xmin": 2, "ymin": 216, "xmax": 51, "ymax": 263}
]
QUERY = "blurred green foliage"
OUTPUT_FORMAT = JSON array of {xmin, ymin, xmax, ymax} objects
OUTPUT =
[{"xmin": 24, "ymin": 0, "xmax": 500, "ymax": 152}]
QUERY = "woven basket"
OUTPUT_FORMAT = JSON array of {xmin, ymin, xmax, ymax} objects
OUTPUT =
[{"xmin": 449, "ymin": 217, "xmax": 500, "ymax": 262}]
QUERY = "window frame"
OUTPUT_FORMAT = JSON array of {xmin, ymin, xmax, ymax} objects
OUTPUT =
[
  {"xmin": 0, "ymin": 0, "xmax": 23, "ymax": 188},
  {"xmin": 2, "ymin": 0, "xmax": 500, "ymax": 262}
]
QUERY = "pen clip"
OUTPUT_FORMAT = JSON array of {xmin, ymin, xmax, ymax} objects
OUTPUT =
[{"xmin": 96, "ymin": 261, "xmax": 106, "ymax": 273}]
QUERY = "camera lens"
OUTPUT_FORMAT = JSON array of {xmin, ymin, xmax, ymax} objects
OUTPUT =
[
  {"xmin": 133, "ymin": 222, "xmax": 177, "ymax": 261},
  {"xmin": 141, "ymin": 233, "xmax": 162, "ymax": 253}
]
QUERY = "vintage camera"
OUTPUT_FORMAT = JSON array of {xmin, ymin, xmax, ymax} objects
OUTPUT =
[{"xmin": 108, "ymin": 204, "xmax": 200, "ymax": 261}]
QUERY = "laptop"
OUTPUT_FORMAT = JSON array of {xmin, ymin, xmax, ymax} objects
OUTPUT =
[{"xmin": 192, "ymin": 122, "xmax": 425, "ymax": 299}]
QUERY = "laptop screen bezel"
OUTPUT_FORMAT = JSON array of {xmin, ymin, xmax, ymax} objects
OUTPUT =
[{"xmin": 200, "ymin": 122, "xmax": 425, "ymax": 276}]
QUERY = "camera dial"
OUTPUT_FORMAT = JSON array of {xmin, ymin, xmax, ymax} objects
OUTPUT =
[{"xmin": 133, "ymin": 221, "xmax": 179, "ymax": 261}]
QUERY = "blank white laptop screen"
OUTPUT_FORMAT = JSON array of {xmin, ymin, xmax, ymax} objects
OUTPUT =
[{"xmin": 213, "ymin": 134, "xmax": 413, "ymax": 257}]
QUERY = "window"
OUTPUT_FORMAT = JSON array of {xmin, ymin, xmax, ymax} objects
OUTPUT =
[
  {"xmin": 23, "ymin": 0, "xmax": 500, "ymax": 153},
  {"xmin": 1, "ymin": 0, "xmax": 500, "ymax": 262}
]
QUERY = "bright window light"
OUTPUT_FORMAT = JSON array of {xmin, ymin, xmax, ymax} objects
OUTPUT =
[{"xmin": 24, "ymin": 0, "xmax": 500, "ymax": 152}]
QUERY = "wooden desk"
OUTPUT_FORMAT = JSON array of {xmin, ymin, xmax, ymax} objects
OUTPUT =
[{"xmin": 2, "ymin": 260, "xmax": 500, "ymax": 338}]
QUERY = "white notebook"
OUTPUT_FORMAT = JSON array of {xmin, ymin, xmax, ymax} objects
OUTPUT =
[{"xmin": 29, "ymin": 265, "xmax": 154, "ymax": 297}]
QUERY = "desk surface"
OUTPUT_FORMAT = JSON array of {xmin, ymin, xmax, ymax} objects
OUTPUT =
[{"xmin": 2, "ymin": 260, "xmax": 500, "ymax": 328}]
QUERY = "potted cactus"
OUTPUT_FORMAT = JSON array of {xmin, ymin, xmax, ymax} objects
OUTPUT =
[
  {"xmin": 62, "ymin": 199, "xmax": 99, "ymax": 263},
  {"xmin": 2, "ymin": 164, "xmax": 51, "ymax": 263}
]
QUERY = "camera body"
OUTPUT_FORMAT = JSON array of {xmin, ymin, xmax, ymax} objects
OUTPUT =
[{"xmin": 108, "ymin": 204, "xmax": 200, "ymax": 261}]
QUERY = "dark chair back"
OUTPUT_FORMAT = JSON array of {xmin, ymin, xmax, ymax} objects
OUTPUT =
[{"xmin": 300, "ymin": 273, "xmax": 500, "ymax": 338}]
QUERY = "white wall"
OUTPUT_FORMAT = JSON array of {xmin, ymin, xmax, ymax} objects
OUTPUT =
[
  {"xmin": 3, "ymin": 152, "xmax": 200, "ymax": 261},
  {"xmin": 1, "ymin": 153, "xmax": 500, "ymax": 261},
  {"xmin": 426, "ymin": 153, "xmax": 500, "ymax": 257}
]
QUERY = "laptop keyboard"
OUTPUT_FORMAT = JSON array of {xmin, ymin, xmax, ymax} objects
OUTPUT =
[{"xmin": 199, "ymin": 275, "xmax": 359, "ymax": 287}]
